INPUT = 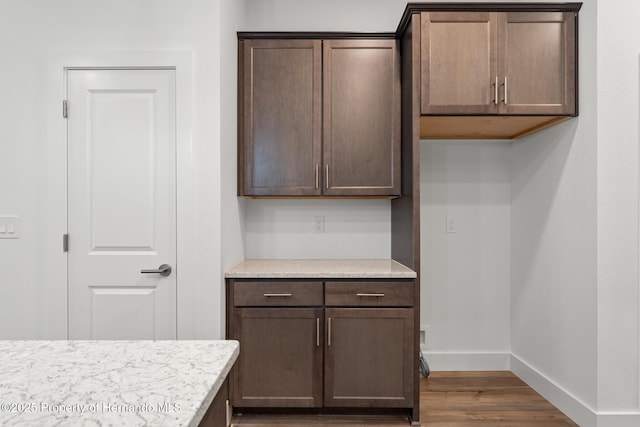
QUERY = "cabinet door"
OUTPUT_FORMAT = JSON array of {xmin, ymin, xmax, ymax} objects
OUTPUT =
[
  {"xmin": 242, "ymin": 39, "xmax": 322, "ymax": 196},
  {"xmin": 232, "ymin": 308, "xmax": 323, "ymax": 408},
  {"xmin": 198, "ymin": 377, "xmax": 229, "ymax": 427},
  {"xmin": 324, "ymin": 308, "xmax": 414, "ymax": 408},
  {"xmin": 323, "ymin": 40, "xmax": 400, "ymax": 196},
  {"xmin": 420, "ymin": 12, "xmax": 498, "ymax": 115},
  {"xmin": 498, "ymin": 12, "xmax": 576, "ymax": 115}
]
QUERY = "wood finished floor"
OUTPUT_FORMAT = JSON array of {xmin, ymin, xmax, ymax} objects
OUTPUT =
[{"xmin": 231, "ymin": 371, "xmax": 578, "ymax": 426}]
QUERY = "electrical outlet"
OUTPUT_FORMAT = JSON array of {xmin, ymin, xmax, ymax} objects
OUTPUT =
[
  {"xmin": 446, "ymin": 216, "xmax": 456, "ymax": 233},
  {"xmin": 314, "ymin": 216, "xmax": 325, "ymax": 233},
  {"xmin": 420, "ymin": 325, "xmax": 431, "ymax": 349}
]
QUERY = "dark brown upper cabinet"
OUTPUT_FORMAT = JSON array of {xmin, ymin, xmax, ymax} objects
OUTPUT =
[
  {"xmin": 239, "ymin": 36, "xmax": 400, "ymax": 197},
  {"xmin": 421, "ymin": 12, "xmax": 499, "ymax": 115},
  {"xmin": 239, "ymin": 39, "xmax": 322, "ymax": 197},
  {"xmin": 323, "ymin": 40, "xmax": 401, "ymax": 197},
  {"xmin": 399, "ymin": 3, "xmax": 581, "ymax": 139},
  {"xmin": 498, "ymin": 12, "xmax": 575, "ymax": 116}
]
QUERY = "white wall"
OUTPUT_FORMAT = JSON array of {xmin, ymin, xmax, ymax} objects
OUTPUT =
[
  {"xmin": 241, "ymin": 0, "xmax": 407, "ymax": 260},
  {"xmin": 421, "ymin": 141, "xmax": 511, "ymax": 369},
  {"xmin": 243, "ymin": 0, "xmax": 407, "ymax": 32},
  {"xmin": 219, "ymin": 0, "xmax": 247, "ymax": 335},
  {"xmin": 597, "ymin": 0, "xmax": 640, "ymax": 416},
  {"xmin": 0, "ymin": 0, "xmax": 42, "ymax": 335},
  {"xmin": 511, "ymin": 0, "xmax": 598, "ymax": 419},
  {"xmin": 245, "ymin": 200, "xmax": 391, "ymax": 259},
  {"xmin": 0, "ymin": 0, "xmax": 224, "ymax": 339}
]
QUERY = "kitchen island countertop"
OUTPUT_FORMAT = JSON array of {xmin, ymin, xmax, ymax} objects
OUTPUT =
[
  {"xmin": 0, "ymin": 340, "xmax": 238, "ymax": 426},
  {"xmin": 225, "ymin": 259, "xmax": 417, "ymax": 279}
]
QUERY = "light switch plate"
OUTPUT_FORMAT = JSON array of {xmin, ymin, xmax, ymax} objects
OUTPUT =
[{"xmin": 0, "ymin": 216, "xmax": 20, "ymax": 239}]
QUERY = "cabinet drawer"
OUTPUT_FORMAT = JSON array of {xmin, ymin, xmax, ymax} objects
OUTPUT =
[
  {"xmin": 325, "ymin": 281, "xmax": 414, "ymax": 307},
  {"xmin": 234, "ymin": 281, "xmax": 323, "ymax": 306}
]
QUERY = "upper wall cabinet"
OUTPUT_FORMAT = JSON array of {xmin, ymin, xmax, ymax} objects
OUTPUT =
[
  {"xmin": 323, "ymin": 40, "xmax": 401, "ymax": 197},
  {"xmin": 498, "ymin": 12, "xmax": 576, "ymax": 115},
  {"xmin": 421, "ymin": 11, "xmax": 575, "ymax": 116},
  {"xmin": 239, "ymin": 39, "xmax": 321, "ymax": 197},
  {"xmin": 421, "ymin": 12, "xmax": 499, "ymax": 115},
  {"xmin": 238, "ymin": 36, "xmax": 400, "ymax": 197},
  {"xmin": 398, "ymin": 3, "xmax": 582, "ymax": 139}
]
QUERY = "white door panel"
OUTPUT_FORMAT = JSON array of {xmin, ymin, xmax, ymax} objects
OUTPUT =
[
  {"xmin": 90, "ymin": 286, "xmax": 162, "ymax": 340},
  {"xmin": 89, "ymin": 90, "xmax": 157, "ymax": 252},
  {"xmin": 67, "ymin": 69, "xmax": 176, "ymax": 339}
]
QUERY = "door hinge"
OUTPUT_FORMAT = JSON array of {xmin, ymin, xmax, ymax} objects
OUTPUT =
[
  {"xmin": 62, "ymin": 100, "xmax": 68, "ymax": 118},
  {"xmin": 63, "ymin": 234, "xmax": 69, "ymax": 252}
]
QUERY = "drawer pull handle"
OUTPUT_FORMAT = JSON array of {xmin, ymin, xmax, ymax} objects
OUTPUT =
[
  {"xmin": 263, "ymin": 293, "xmax": 292, "ymax": 297},
  {"xmin": 328, "ymin": 317, "xmax": 332, "ymax": 346},
  {"xmin": 316, "ymin": 318, "xmax": 320, "ymax": 347},
  {"xmin": 356, "ymin": 293, "xmax": 385, "ymax": 297}
]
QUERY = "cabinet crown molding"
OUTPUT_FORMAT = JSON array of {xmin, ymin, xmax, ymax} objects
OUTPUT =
[
  {"xmin": 237, "ymin": 32, "xmax": 395, "ymax": 40},
  {"xmin": 396, "ymin": 2, "xmax": 582, "ymax": 36}
]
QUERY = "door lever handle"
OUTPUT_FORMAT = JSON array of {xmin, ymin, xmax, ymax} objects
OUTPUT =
[{"xmin": 141, "ymin": 264, "xmax": 172, "ymax": 277}]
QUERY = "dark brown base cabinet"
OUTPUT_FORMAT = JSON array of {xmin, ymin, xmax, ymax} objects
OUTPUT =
[
  {"xmin": 325, "ymin": 308, "xmax": 414, "ymax": 408},
  {"xmin": 198, "ymin": 377, "xmax": 230, "ymax": 427},
  {"xmin": 226, "ymin": 279, "xmax": 415, "ymax": 416},
  {"xmin": 233, "ymin": 308, "xmax": 323, "ymax": 408}
]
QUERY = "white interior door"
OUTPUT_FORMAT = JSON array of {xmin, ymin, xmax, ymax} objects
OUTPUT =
[{"xmin": 67, "ymin": 68, "xmax": 177, "ymax": 339}]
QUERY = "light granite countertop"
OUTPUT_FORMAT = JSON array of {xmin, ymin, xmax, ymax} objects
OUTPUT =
[
  {"xmin": 0, "ymin": 340, "xmax": 239, "ymax": 427},
  {"xmin": 225, "ymin": 259, "xmax": 417, "ymax": 279}
]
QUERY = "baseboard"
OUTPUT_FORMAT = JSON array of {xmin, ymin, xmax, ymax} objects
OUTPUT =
[
  {"xmin": 510, "ymin": 354, "xmax": 597, "ymax": 427},
  {"xmin": 595, "ymin": 413, "xmax": 640, "ymax": 427},
  {"xmin": 420, "ymin": 351, "xmax": 640, "ymax": 427},
  {"xmin": 421, "ymin": 348, "xmax": 510, "ymax": 371}
]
